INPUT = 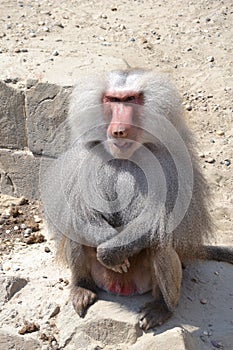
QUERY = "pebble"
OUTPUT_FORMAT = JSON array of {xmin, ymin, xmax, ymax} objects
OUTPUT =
[
  {"xmin": 0, "ymin": 218, "xmax": 5, "ymax": 224},
  {"xmin": 200, "ymin": 298, "xmax": 208, "ymax": 304},
  {"xmin": 20, "ymin": 223, "xmax": 27, "ymax": 229},
  {"xmin": 2, "ymin": 212, "xmax": 10, "ymax": 219},
  {"xmin": 129, "ymin": 37, "xmax": 135, "ymax": 42},
  {"xmin": 3, "ymin": 262, "xmax": 11, "ymax": 271},
  {"xmin": 224, "ymin": 159, "xmax": 231, "ymax": 166},
  {"xmin": 211, "ymin": 340, "xmax": 224, "ymax": 348},
  {"xmin": 52, "ymin": 50, "xmax": 59, "ymax": 56},
  {"xmin": 205, "ymin": 157, "xmax": 215, "ymax": 164},
  {"xmin": 101, "ymin": 41, "xmax": 111, "ymax": 46},
  {"xmin": 216, "ymin": 130, "xmax": 224, "ymax": 136},
  {"xmin": 49, "ymin": 305, "xmax": 60, "ymax": 318},
  {"xmin": 207, "ymin": 56, "xmax": 214, "ymax": 62},
  {"xmin": 202, "ymin": 330, "xmax": 210, "ymax": 336},
  {"xmin": 51, "ymin": 340, "xmax": 57, "ymax": 347},
  {"xmin": 44, "ymin": 246, "xmax": 51, "ymax": 253},
  {"xmin": 3, "ymin": 78, "xmax": 12, "ymax": 83},
  {"xmin": 14, "ymin": 226, "xmax": 19, "ymax": 231},
  {"xmin": 6, "ymin": 229, "xmax": 11, "ymax": 234},
  {"xmin": 56, "ymin": 23, "xmax": 64, "ymax": 28},
  {"xmin": 24, "ymin": 228, "xmax": 32, "ymax": 237},
  {"xmin": 186, "ymin": 104, "xmax": 192, "ymax": 111},
  {"xmin": 34, "ymin": 217, "xmax": 42, "ymax": 223}
]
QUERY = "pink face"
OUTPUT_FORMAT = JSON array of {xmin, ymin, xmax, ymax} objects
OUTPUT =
[{"xmin": 102, "ymin": 91, "xmax": 144, "ymax": 159}]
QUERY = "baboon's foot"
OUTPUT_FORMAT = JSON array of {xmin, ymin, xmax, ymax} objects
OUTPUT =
[{"xmin": 139, "ymin": 300, "xmax": 172, "ymax": 330}]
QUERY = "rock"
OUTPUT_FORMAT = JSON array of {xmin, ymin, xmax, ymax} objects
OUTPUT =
[
  {"xmin": 25, "ymin": 82, "xmax": 72, "ymax": 156},
  {"xmin": 49, "ymin": 305, "xmax": 60, "ymax": 318},
  {"xmin": 207, "ymin": 56, "xmax": 215, "ymax": 62},
  {"xmin": 0, "ymin": 81, "xmax": 26, "ymax": 149},
  {"xmin": 56, "ymin": 295, "xmax": 149, "ymax": 348},
  {"xmin": 52, "ymin": 50, "xmax": 59, "ymax": 56},
  {"xmin": 24, "ymin": 228, "xmax": 32, "ymax": 235},
  {"xmin": 186, "ymin": 104, "xmax": 192, "ymax": 111},
  {"xmin": 224, "ymin": 159, "xmax": 231, "ymax": 166},
  {"xmin": 0, "ymin": 276, "xmax": 28, "ymax": 302},
  {"xmin": 216, "ymin": 130, "xmax": 225, "ymax": 136},
  {"xmin": 205, "ymin": 157, "xmax": 215, "ymax": 164},
  {"xmin": 83, "ymin": 318, "xmax": 140, "ymax": 345},
  {"xmin": 0, "ymin": 330, "xmax": 41, "ymax": 350},
  {"xmin": 18, "ymin": 320, "xmax": 40, "ymax": 335},
  {"xmin": 200, "ymin": 298, "xmax": 208, "ymax": 304},
  {"xmin": 130, "ymin": 327, "xmax": 202, "ymax": 350},
  {"xmin": 26, "ymin": 233, "xmax": 45, "ymax": 244}
]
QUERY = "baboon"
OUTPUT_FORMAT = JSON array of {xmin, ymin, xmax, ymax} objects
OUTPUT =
[{"xmin": 42, "ymin": 69, "xmax": 233, "ymax": 330}]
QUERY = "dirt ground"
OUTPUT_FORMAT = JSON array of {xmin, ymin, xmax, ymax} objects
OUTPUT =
[{"xmin": 0, "ymin": 0, "xmax": 232, "ymax": 349}]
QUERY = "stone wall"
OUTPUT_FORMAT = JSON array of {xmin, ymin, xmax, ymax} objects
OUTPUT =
[{"xmin": 0, "ymin": 80, "xmax": 72, "ymax": 199}]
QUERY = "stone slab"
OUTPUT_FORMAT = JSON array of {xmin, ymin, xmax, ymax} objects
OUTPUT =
[
  {"xmin": 0, "ymin": 81, "xmax": 26, "ymax": 150},
  {"xmin": 25, "ymin": 82, "xmax": 72, "ymax": 157}
]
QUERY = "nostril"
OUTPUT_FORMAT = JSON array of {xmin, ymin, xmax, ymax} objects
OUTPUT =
[{"xmin": 112, "ymin": 129, "xmax": 128, "ymax": 138}]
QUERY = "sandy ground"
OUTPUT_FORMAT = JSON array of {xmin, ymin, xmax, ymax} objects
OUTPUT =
[{"xmin": 0, "ymin": 0, "xmax": 232, "ymax": 349}]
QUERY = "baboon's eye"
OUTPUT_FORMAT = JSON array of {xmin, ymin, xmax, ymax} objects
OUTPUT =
[
  {"xmin": 108, "ymin": 97, "xmax": 121, "ymax": 102},
  {"xmin": 125, "ymin": 96, "xmax": 135, "ymax": 102}
]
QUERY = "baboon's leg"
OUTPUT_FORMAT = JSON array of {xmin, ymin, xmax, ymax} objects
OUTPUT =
[
  {"xmin": 67, "ymin": 242, "xmax": 97, "ymax": 317},
  {"xmin": 139, "ymin": 247, "xmax": 182, "ymax": 330}
]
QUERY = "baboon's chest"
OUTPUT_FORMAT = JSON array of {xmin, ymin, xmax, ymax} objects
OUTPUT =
[{"xmin": 97, "ymin": 161, "xmax": 148, "ymax": 227}]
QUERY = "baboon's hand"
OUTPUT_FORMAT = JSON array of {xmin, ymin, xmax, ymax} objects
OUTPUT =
[
  {"xmin": 71, "ymin": 286, "xmax": 97, "ymax": 317},
  {"xmin": 97, "ymin": 246, "xmax": 130, "ymax": 273},
  {"xmin": 109, "ymin": 258, "xmax": 130, "ymax": 274}
]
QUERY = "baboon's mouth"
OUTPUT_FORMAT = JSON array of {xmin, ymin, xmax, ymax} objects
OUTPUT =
[{"xmin": 113, "ymin": 141, "xmax": 132, "ymax": 150}]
